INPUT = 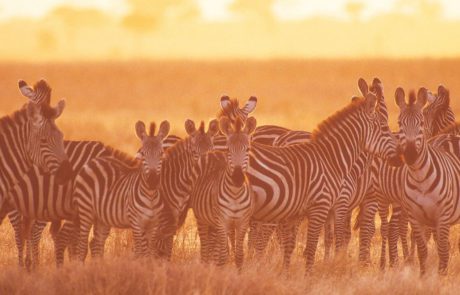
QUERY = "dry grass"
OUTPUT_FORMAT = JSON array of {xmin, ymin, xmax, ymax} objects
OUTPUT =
[{"xmin": 1, "ymin": 59, "xmax": 460, "ymax": 294}]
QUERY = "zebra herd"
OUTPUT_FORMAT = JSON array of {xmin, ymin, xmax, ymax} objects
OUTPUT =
[{"xmin": 1, "ymin": 77, "xmax": 460, "ymax": 276}]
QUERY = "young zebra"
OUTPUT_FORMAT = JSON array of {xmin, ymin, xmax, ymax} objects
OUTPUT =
[
  {"xmin": 190, "ymin": 117, "xmax": 256, "ymax": 269},
  {"xmin": 396, "ymin": 87, "xmax": 460, "ymax": 275},
  {"xmin": 73, "ymin": 120, "xmax": 172, "ymax": 261}
]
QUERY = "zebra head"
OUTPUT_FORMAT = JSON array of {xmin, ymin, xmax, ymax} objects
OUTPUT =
[
  {"xmin": 423, "ymin": 85, "xmax": 454, "ymax": 138},
  {"xmin": 395, "ymin": 87, "xmax": 428, "ymax": 165},
  {"xmin": 135, "ymin": 120, "xmax": 170, "ymax": 189},
  {"xmin": 219, "ymin": 116, "xmax": 257, "ymax": 187},
  {"xmin": 219, "ymin": 95, "xmax": 257, "ymax": 124},
  {"xmin": 185, "ymin": 119, "xmax": 219, "ymax": 160},
  {"xmin": 19, "ymin": 79, "xmax": 72, "ymax": 184},
  {"xmin": 355, "ymin": 78, "xmax": 403, "ymax": 167}
]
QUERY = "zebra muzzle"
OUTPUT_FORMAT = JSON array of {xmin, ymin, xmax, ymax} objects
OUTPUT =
[
  {"xmin": 231, "ymin": 166, "xmax": 246, "ymax": 187},
  {"xmin": 55, "ymin": 160, "xmax": 73, "ymax": 185},
  {"xmin": 403, "ymin": 142, "xmax": 418, "ymax": 165},
  {"xmin": 147, "ymin": 172, "xmax": 161, "ymax": 189}
]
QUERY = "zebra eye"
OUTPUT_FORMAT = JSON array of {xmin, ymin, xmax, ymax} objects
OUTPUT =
[{"xmin": 40, "ymin": 138, "xmax": 47, "ymax": 143}]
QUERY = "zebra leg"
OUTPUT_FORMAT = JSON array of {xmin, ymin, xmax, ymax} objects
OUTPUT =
[
  {"xmin": 77, "ymin": 219, "xmax": 92, "ymax": 263},
  {"xmin": 196, "ymin": 222, "xmax": 210, "ymax": 264},
  {"xmin": 131, "ymin": 226, "xmax": 149, "ymax": 258},
  {"xmin": 323, "ymin": 212, "xmax": 334, "ymax": 261},
  {"xmin": 90, "ymin": 222, "xmax": 111, "ymax": 259},
  {"xmin": 398, "ymin": 209, "xmax": 410, "ymax": 263},
  {"xmin": 28, "ymin": 221, "xmax": 47, "ymax": 268},
  {"xmin": 8, "ymin": 210, "xmax": 25, "ymax": 268},
  {"xmin": 54, "ymin": 221, "xmax": 78, "ymax": 265},
  {"xmin": 235, "ymin": 223, "xmax": 249, "ymax": 270},
  {"xmin": 305, "ymin": 212, "xmax": 327, "ymax": 274},
  {"xmin": 357, "ymin": 198, "xmax": 378, "ymax": 266},
  {"xmin": 388, "ymin": 208, "xmax": 400, "ymax": 267},
  {"xmin": 254, "ymin": 223, "xmax": 276, "ymax": 258},
  {"xmin": 436, "ymin": 222, "xmax": 450, "ymax": 276},
  {"xmin": 214, "ymin": 226, "xmax": 229, "ymax": 266},
  {"xmin": 22, "ymin": 217, "xmax": 35, "ymax": 271},
  {"xmin": 334, "ymin": 195, "xmax": 351, "ymax": 257},
  {"xmin": 378, "ymin": 204, "xmax": 389, "ymax": 270},
  {"xmin": 411, "ymin": 221, "xmax": 428, "ymax": 275},
  {"xmin": 343, "ymin": 213, "xmax": 352, "ymax": 251},
  {"xmin": 280, "ymin": 221, "xmax": 298, "ymax": 273}
]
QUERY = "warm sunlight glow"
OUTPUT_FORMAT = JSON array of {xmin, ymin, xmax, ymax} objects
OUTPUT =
[{"xmin": 0, "ymin": 0, "xmax": 459, "ymax": 60}]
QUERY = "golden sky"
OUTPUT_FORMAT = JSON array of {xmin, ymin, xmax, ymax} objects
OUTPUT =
[{"xmin": 0, "ymin": 0, "xmax": 459, "ymax": 60}]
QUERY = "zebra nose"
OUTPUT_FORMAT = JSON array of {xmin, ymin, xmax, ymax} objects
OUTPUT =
[
  {"xmin": 231, "ymin": 166, "xmax": 245, "ymax": 187},
  {"xmin": 55, "ymin": 160, "xmax": 73, "ymax": 185},
  {"xmin": 403, "ymin": 141, "xmax": 418, "ymax": 165},
  {"xmin": 147, "ymin": 172, "xmax": 160, "ymax": 189}
]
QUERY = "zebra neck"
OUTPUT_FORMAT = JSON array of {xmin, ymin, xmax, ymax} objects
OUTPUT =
[
  {"xmin": 407, "ymin": 141, "xmax": 431, "ymax": 179},
  {"xmin": 314, "ymin": 130, "xmax": 362, "ymax": 181},
  {"xmin": 221, "ymin": 168, "xmax": 247, "ymax": 197},
  {"xmin": 0, "ymin": 110, "xmax": 31, "ymax": 195}
]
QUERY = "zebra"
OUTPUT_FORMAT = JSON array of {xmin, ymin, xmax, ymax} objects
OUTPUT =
[
  {"xmin": 239, "ymin": 91, "xmax": 402, "ymax": 272},
  {"xmin": 73, "ymin": 120, "xmax": 174, "ymax": 261},
  {"xmin": 247, "ymin": 78, "xmax": 388, "ymax": 263},
  {"xmin": 151, "ymin": 119, "xmax": 219, "ymax": 258},
  {"xmin": 355, "ymin": 84, "xmax": 456, "ymax": 268},
  {"xmin": 391, "ymin": 86, "xmax": 460, "ymax": 275},
  {"xmin": 0, "ymin": 79, "xmax": 72, "ymax": 253},
  {"xmin": 190, "ymin": 117, "xmax": 256, "ymax": 269},
  {"xmin": 219, "ymin": 95, "xmax": 311, "ymax": 146},
  {"xmin": 78, "ymin": 119, "xmax": 220, "ymax": 260},
  {"xmin": 3, "ymin": 140, "xmax": 115, "ymax": 268}
]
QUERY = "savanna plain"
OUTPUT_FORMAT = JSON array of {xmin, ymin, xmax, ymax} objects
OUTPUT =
[{"xmin": 1, "ymin": 59, "xmax": 460, "ymax": 294}]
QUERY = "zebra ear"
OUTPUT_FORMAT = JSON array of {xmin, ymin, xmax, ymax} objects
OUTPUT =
[
  {"xmin": 358, "ymin": 78, "xmax": 369, "ymax": 97},
  {"xmin": 364, "ymin": 92, "xmax": 377, "ymax": 113},
  {"xmin": 219, "ymin": 117, "xmax": 233, "ymax": 136},
  {"xmin": 244, "ymin": 117, "xmax": 257, "ymax": 135},
  {"xmin": 53, "ymin": 99, "xmax": 66, "ymax": 119},
  {"xmin": 18, "ymin": 80, "xmax": 35, "ymax": 100},
  {"xmin": 395, "ymin": 87, "xmax": 406, "ymax": 110},
  {"xmin": 426, "ymin": 90, "xmax": 436, "ymax": 104},
  {"xmin": 185, "ymin": 119, "xmax": 196, "ymax": 135},
  {"xmin": 371, "ymin": 78, "xmax": 383, "ymax": 98},
  {"xmin": 242, "ymin": 96, "xmax": 257, "ymax": 114},
  {"xmin": 417, "ymin": 87, "xmax": 428, "ymax": 109},
  {"xmin": 220, "ymin": 95, "xmax": 231, "ymax": 111},
  {"xmin": 157, "ymin": 120, "xmax": 170, "ymax": 140},
  {"xmin": 135, "ymin": 121, "xmax": 147, "ymax": 140},
  {"xmin": 351, "ymin": 96, "xmax": 360, "ymax": 102},
  {"xmin": 207, "ymin": 119, "xmax": 219, "ymax": 137},
  {"xmin": 438, "ymin": 85, "xmax": 447, "ymax": 98}
]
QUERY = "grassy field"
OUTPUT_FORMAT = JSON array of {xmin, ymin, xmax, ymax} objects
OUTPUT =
[{"xmin": 1, "ymin": 59, "xmax": 460, "ymax": 294}]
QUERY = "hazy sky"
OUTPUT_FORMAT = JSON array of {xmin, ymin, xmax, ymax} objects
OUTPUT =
[
  {"xmin": 2, "ymin": 0, "xmax": 460, "ymax": 21},
  {"xmin": 1, "ymin": 0, "xmax": 460, "ymax": 60}
]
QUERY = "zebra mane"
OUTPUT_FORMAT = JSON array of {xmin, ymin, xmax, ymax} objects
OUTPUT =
[
  {"xmin": 149, "ymin": 122, "xmax": 156, "ymax": 136},
  {"xmin": 103, "ymin": 146, "xmax": 139, "ymax": 167},
  {"xmin": 0, "ymin": 105, "xmax": 28, "ymax": 131},
  {"xmin": 164, "ymin": 136, "xmax": 189, "ymax": 159},
  {"xmin": 217, "ymin": 98, "xmax": 239, "ymax": 119},
  {"xmin": 312, "ymin": 98, "xmax": 367, "ymax": 142},
  {"xmin": 439, "ymin": 122, "xmax": 460, "ymax": 135}
]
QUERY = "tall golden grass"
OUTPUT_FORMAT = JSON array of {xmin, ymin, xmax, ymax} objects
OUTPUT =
[{"xmin": 1, "ymin": 60, "xmax": 460, "ymax": 294}]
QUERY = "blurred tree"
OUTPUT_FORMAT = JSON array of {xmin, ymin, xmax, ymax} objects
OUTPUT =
[
  {"xmin": 37, "ymin": 29, "xmax": 57, "ymax": 52},
  {"xmin": 345, "ymin": 1, "xmax": 365, "ymax": 21},
  {"xmin": 230, "ymin": 0, "xmax": 275, "ymax": 22},
  {"xmin": 396, "ymin": 0, "xmax": 442, "ymax": 19},
  {"xmin": 122, "ymin": 0, "xmax": 199, "ymax": 33}
]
